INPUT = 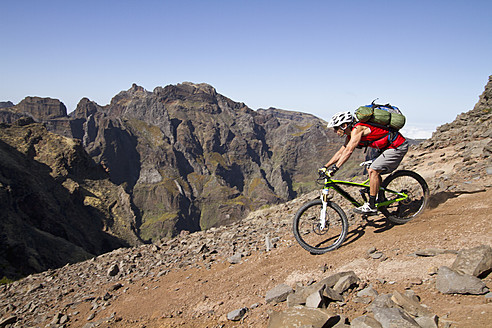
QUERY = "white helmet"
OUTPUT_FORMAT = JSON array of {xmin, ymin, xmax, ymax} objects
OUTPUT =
[{"xmin": 327, "ymin": 111, "xmax": 354, "ymax": 128}]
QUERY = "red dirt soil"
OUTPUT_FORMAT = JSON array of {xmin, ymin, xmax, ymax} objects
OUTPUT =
[{"xmin": 68, "ymin": 189, "xmax": 492, "ymax": 328}]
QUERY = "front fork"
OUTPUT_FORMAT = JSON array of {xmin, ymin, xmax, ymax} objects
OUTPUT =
[{"xmin": 319, "ymin": 189, "xmax": 330, "ymax": 230}]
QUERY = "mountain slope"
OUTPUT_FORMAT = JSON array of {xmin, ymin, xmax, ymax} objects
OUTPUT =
[
  {"xmin": 1, "ymin": 83, "xmax": 366, "ymax": 243},
  {"xmin": 0, "ymin": 120, "xmax": 142, "ymax": 279},
  {"xmin": 0, "ymin": 83, "xmax": 366, "ymax": 278}
]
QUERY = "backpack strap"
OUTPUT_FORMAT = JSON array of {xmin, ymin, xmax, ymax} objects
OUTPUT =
[
  {"xmin": 356, "ymin": 122, "xmax": 399, "ymax": 152},
  {"xmin": 370, "ymin": 101, "xmax": 395, "ymax": 111}
]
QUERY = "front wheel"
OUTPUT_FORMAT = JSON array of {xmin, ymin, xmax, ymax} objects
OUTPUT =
[
  {"xmin": 378, "ymin": 170, "xmax": 429, "ymax": 225},
  {"xmin": 293, "ymin": 199, "xmax": 348, "ymax": 254}
]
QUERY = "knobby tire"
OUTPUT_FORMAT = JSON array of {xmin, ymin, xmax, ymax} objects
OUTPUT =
[
  {"xmin": 293, "ymin": 199, "xmax": 348, "ymax": 254},
  {"xmin": 378, "ymin": 170, "xmax": 429, "ymax": 224}
]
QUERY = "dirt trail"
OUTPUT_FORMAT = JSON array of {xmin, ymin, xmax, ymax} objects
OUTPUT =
[{"xmin": 72, "ymin": 188, "xmax": 492, "ymax": 328}]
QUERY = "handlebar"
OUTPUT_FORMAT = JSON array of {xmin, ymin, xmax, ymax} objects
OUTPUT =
[
  {"xmin": 317, "ymin": 169, "xmax": 332, "ymax": 183},
  {"xmin": 318, "ymin": 160, "xmax": 373, "ymax": 182}
]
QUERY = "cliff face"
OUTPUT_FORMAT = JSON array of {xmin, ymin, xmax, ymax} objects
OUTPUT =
[
  {"xmin": 14, "ymin": 97, "xmax": 67, "ymax": 120},
  {"xmin": 0, "ymin": 120, "xmax": 142, "ymax": 279},
  {"xmin": 74, "ymin": 82, "xmax": 356, "ymax": 240}
]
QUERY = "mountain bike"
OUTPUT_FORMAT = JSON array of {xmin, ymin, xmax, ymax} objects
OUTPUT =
[{"xmin": 293, "ymin": 163, "xmax": 429, "ymax": 254}]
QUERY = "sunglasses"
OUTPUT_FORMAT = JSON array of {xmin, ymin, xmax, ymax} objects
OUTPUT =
[{"xmin": 334, "ymin": 125, "xmax": 348, "ymax": 133}]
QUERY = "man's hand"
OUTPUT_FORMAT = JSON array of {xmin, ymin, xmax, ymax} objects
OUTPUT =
[
  {"xmin": 327, "ymin": 164, "xmax": 339, "ymax": 177},
  {"xmin": 319, "ymin": 164, "xmax": 339, "ymax": 177}
]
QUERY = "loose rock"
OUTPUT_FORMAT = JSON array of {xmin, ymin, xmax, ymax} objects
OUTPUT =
[
  {"xmin": 451, "ymin": 244, "xmax": 492, "ymax": 277},
  {"xmin": 227, "ymin": 307, "xmax": 247, "ymax": 321},
  {"xmin": 265, "ymin": 284, "xmax": 293, "ymax": 304},
  {"xmin": 436, "ymin": 266, "xmax": 489, "ymax": 295}
]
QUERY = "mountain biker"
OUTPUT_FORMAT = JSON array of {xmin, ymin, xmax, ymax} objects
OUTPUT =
[{"xmin": 321, "ymin": 111, "xmax": 409, "ymax": 215}]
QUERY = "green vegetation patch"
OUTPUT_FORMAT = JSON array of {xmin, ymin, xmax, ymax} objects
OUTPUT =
[
  {"xmin": 248, "ymin": 177, "xmax": 263, "ymax": 192},
  {"xmin": 206, "ymin": 152, "xmax": 228, "ymax": 168},
  {"xmin": 292, "ymin": 180, "xmax": 318, "ymax": 195},
  {"xmin": 126, "ymin": 119, "xmax": 165, "ymax": 146},
  {"xmin": 187, "ymin": 172, "xmax": 208, "ymax": 194},
  {"xmin": 199, "ymin": 203, "xmax": 221, "ymax": 230},
  {"xmin": 0, "ymin": 276, "xmax": 14, "ymax": 285},
  {"xmin": 291, "ymin": 123, "xmax": 313, "ymax": 137},
  {"xmin": 140, "ymin": 210, "xmax": 179, "ymax": 241}
]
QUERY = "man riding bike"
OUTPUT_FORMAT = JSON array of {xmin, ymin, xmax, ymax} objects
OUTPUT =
[{"xmin": 322, "ymin": 111, "xmax": 409, "ymax": 215}]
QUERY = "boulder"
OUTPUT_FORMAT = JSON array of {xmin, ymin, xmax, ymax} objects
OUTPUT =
[
  {"xmin": 323, "ymin": 286, "xmax": 344, "ymax": 302},
  {"xmin": 390, "ymin": 290, "xmax": 432, "ymax": 317},
  {"xmin": 0, "ymin": 316, "xmax": 17, "ymax": 327},
  {"xmin": 265, "ymin": 284, "xmax": 293, "ymax": 304},
  {"xmin": 451, "ymin": 245, "xmax": 492, "ymax": 277},
  {"xmin": 350, "ymin": 315, "xmax": 383, "ymax": 328},
  {"xmin": 107, "ymin": 264, "xmax": 119, "ymax": 277},
  {"xmin": 313, "ymin": 271, "xmax": 359, "ymax": 292},
  {"xmin": 268, "ymin": 307, "xmax": 340, "ymax": 328},
  {"xmin": 436, "ymin": 266, "xmax": 488, "ymax": 294},
  {"xmin": 286, "ymin": 290, "xmax": 307, "ymax": 307},
  {"xmin": 305, "ymin": 289, "xmax": 325, "ymax": 308},
  {"xmin": 333, "ymin": 273, "xmax": 359, "ymax": 294},
  {"xmin": 414, "ymin": 315, "xmax": 439, "ymax": 328},
  {"xmin": 357, "ymin": 285, "xmax": 379, "ymax": 298},
  {"xmin": 372, "ymin": 307, "xmax": 420, "ymax": 328},
  {"xmin": 369, "ymin": 294, "xmax": 398, "ymax": 312},
  {"xmin": 227, "ymin": 253, "xmax": 242, "ymax": 264}
]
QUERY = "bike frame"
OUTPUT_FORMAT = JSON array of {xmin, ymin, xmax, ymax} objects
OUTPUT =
[{"xmin": 322, "ymin": 177, "xmax": 409, "ymax": 208}]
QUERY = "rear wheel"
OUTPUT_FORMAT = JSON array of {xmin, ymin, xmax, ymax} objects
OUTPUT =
[
  {"xmin": 378, "ymin": 170, "xmax": 429, "ymax": 224},
  {"xmin": 293, "ymin": 199, "xmax": 348, "ymax": 254}
]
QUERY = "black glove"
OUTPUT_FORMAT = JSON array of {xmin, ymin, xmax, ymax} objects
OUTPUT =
[
  {"xmin": 319, "ymin": 164, "xmax": 338, "ymax": 177},
  {"xmin": 326, "ymin": 164, "xmax": 339, "ymax": 177}
]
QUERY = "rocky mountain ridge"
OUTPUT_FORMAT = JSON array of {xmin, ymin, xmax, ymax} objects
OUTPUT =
[
  {"xmin": 0, "ymin": 82, "xmax": 367, "ymax": 278},
  {"xmin": 402, "ymin": 75, "xmax": 492, "ymax": 197}
]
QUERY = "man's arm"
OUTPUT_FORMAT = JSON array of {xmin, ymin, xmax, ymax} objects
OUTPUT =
[
  {"xmin": 334, "ymin": 126, "xmax": 365, "ymax": 168},
  {"xmin": 324, "ymin": 134, "xmax": 352, "ymax": 167},
  {"xmin": 324, "ymin": 145, "xmax": 346, "ymax": 168}
]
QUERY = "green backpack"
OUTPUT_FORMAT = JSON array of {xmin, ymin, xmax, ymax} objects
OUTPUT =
[{"xmin": 355, "ymin": 101, "xmax": 406, "ymax": 131}]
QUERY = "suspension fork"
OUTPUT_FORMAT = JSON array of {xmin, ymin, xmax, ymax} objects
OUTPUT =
[{"xmin": 319, "ymin": 188, "xmax": 330, "ymax": 230}]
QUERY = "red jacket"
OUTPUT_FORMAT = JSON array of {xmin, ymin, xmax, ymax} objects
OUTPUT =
[{"xmin": 354, "ymin": 122, "xmax": 406, "ymax": 150}]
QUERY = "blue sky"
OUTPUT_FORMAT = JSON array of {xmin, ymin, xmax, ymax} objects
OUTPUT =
[{"xmin": 1, "ymin": 0, "xmax": 491, "ymax": 138}]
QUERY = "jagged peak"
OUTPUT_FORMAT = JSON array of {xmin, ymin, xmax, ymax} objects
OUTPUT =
[
  {"xmin": 179, "ymin": 82, "xmax": 217, "ymax": 95},
  {"xmin": 12, "ymin": 96, "xmax": 67, "ymax": 120},
  {"xmin": 152, "ymin": 82, "xmax": 217, "ymax": 97},
  {"xmin": 0, "ymin": 101, "xmax": 14, "ymax": 109},
  {"xmin": 130, "ymin": 83, "xmax": 147, "ymax": 93},
  {"xmin": 72, "ymin": 97, "xmax": 103, "ymax": 119}
]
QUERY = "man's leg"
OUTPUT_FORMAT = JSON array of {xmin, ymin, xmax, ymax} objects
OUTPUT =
[
  {"xmin": 354, "ymin": 143, "xmax": 408, "ymax": 216},
  {"xmin": 353, "ymin": 167, "xmax": 381, "ymax": 215},
  {"xmin": 368, "ymin": 167, "xmax": 382, "ymax": 203}
]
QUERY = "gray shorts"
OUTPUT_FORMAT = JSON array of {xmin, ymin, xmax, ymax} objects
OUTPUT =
[{"xmin": 370, "ymin": 141, "xmax": 409, "ymax": 174}]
